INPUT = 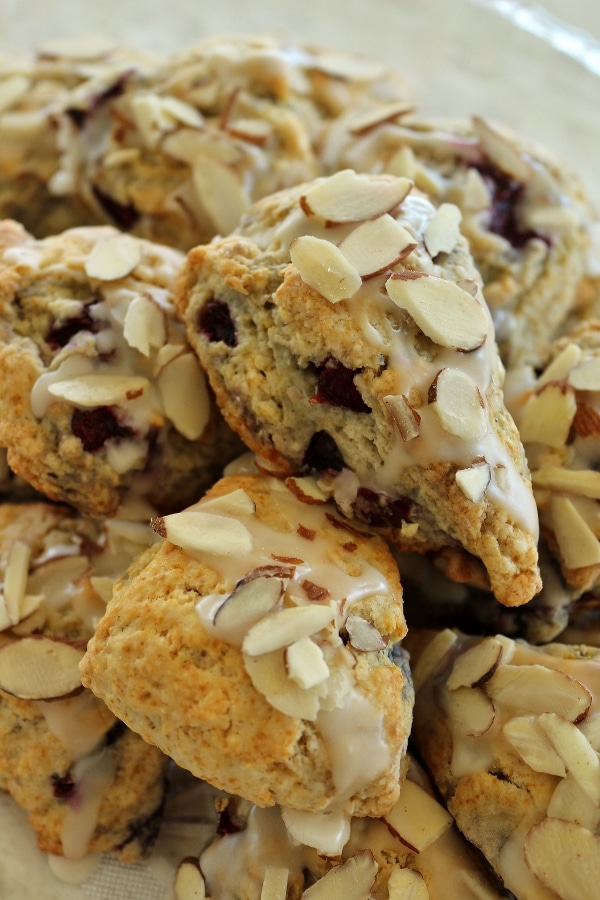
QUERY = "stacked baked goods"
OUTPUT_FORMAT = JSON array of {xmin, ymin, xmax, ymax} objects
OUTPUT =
[{"xmin": 1, "ymin": 32, "xmax": 599, "ymax": 900}]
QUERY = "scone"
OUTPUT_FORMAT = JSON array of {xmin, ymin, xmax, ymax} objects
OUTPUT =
[
  {"xmin": 0, "ymin": 501, "xmax": 168, "ymax": 862},
  {"xmin": 0, "ymin": 221, "xmax": 240, "ymax": 517},
  {"xmin": 406, "ymin": 628, "xmax": 600, "ymax": 900},
  {"xmin": 192, "ymin": 754, "xmax": 506, "ymax": 899},
  {"xmin": 321, "ymin": 111, "xmax": 593, "ymax": 368},
  {"xmin": 0, "ymin": 35, "xmax": 410, "ymax": 250},
  {"xmin": 80, "ymin": 469, "xmax": 412, "ymax": 825},
  {"xmin": 175, "ymin": 170, "xmax": 541, "ymax": 607}
]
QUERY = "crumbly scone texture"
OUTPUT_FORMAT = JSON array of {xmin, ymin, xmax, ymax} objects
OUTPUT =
[
  {"xmin": 81, "ymin": 471, "xmax": 412, "ymax": 817},
  {"xmin": 0, "ymin": 221, "xmax": 240, "ymax": 517},
  {"xmin": 175, "ymin": 178, "xmax": 540, "ymax": 607},
  {"xmin": 321, "ymin": 112, "xmax": 593, "ymax": 369},
  {"xmin": 406, "ymin": 628, "xmax": 600, "ymax": 899},
  {"xmin": 0, "ymin": 501, "xmax": 169, "ymax": 862}
]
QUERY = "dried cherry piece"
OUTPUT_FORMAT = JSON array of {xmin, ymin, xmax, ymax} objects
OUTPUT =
[
  {"xmin": 473, "ymin": 162, "xmax": 547, "ymax": 249},
  {"xmin": 51, "ymin": 770, "xmax": 76, "ymax": 800},
  {"xmin": 353, "ymin": 487, "xmax": 412, "ymax": 528},
  {"xmin": 92, "ymin": 185, "xmax": 140, "ymax": 231},
  {"xmin": 311, "ymin": 357, "xmax": 370, "ymax": 413},
  {"xmin": 198, "ymin": 298, "xmax": 237, "ymax": 347},
  {"xmin": 71, "ymin": 406, "xmax": 134, "ymax": 453},
  {"xmin": 216, "ymin": 804, "xmax": 246, "ymax": 836},
  {"xmin": 46, "ymin": 308, "xmax": 98, "ymax": 349},
  {"xmin": 302, "ymin": 431, "xmax": 345, "ymax": 474}
]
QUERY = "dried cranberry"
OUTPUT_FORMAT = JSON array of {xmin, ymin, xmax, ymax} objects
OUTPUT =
[
  {"xmin": 197, "ymin": 298, "xmax": 237, "ymax": 347},
  {"xmin": 302, "ymin": 431, "xmax": 345, "ymax": 474},
  {"xmin": 91, "ymin": 185, "xmax": 140, "ymax": 231},
  {"xmin": 71, "ymin": 406, "xmax": 134, "ymax": 453},
  {"xmin": 216, "ymin": 804, "xmax": 246, "ymax": 836},
  {"xmin": 51, "ymin": 771, "xmax": 76, "ymax": 800},
  {"xmin": 311, "ymin": 357, "xmax": 371, "ymax": 413},
  {"xmin": 46, "ymin": 308, "xmax": 98, "ymax": 349},
  {"xmin": 353, "ymin": 487, "xmax": 412, "ymax": 528},
  {"xmin": 66, "ymin": 73, "xmax": 130, "ymax": 128},
  {"xmin": 473, "ymin": 163, "xmax": 547, "ymax": 249}
]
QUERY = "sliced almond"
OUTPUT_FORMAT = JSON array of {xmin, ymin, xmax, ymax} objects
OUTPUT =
[
  {"xmin": 446, "ymin": 636, "xmax": 504, "ymax": 690},
  {"xmin": 386, "ymin": 273, "xmax": 488, "ymax": 351},
  {"xmin": 524, "ymin": 818, "xmax": 600, "ymax": 900},
  {"xmin": 0, "ymin": 74, "xmax": 30, "ymax": 113},
  {"xmin": 174, "ymin": 857, "xmax": 206, "ymax": 900},
  {"xmin": 199, "ymin": 488, "xmax": 256, "ymax": 517},
  {"xmin": 502, "ymin": 716, "xmax": 567, "ymax": 776},
  {"xmin": 387, "ymin": 868, "xmax": 429, "ymax": 900},
  {"xmin": 300, "ymin": 170, "xmax": 412, "ymax": 225},
  {"xmin": 383, "ymin": 394, "xmax": 421, "ymax": 441},
  {"xmin": 48, "ymin": 374, "xmax": 150, "ymax": 407},
  {"xmin": 0, "ymin": 637, "xmax": 84, "ymax": 700},
  {"xmin": 519, "ymin": 383, "xmax": 576, "ymax": 448},
  {"xmin": 227, "ymin": 118, "xmax": 273, "ymax": 146},
  {"xmin": 290, "ymin": 235, "xmax": 361, "ymax": 303},
  {"xmin": 285, "ymin": 636, "xmax": 330, "ymax": 689},
  {"xmin": 455, "ymin": 462, "xmax": 491, "ymax": 503},
  {"xmin": 568, "ymin": 357, "xmax": 600, "ymax": 391},
  {"xmin": 485, "ymin": 664, "xmax": 592, "ymax": 723},
  {"xmin": 158, "ymin": 352, "xmax": 210, "ymax": 440},
  {"xmin": 572, "ymin": 401, "xmax": 600, "ymax": 439},
  {"xmin": 26, "ymin": 555, "xmax": 89, "ymax": 609},
  {"xmin": 281, "ymin": 807, "xmax": 350, "ymax": 856},
  {"xmin": 429, "ymin": 368, "xmax": 487, "ymax": 441},
  {"xmin": 580, "ymin": 714, "xmax": 600, "ymax": 751},
  {"xmin": 123, "ymin": 295, "xmax": 166, "ymax": 356},
  {"xmin": 348, "ymin": 100, "xmax": 415, "ymax": 136},
  {"xmin": 260, "ymin": 867, "xmax": 289, "ymax": 900},
  {"xmin": 345, "ymin": 615, "xmax": 386, "ymax": 652},
  {"xmin": 411, "ymin": 629, "xmax": 457, "ymax": 693},
  {"xmin": 550, "ymin": 495, "xmax": 600, "ymax": 569},
  {"xmin": 192, "ymin": 155, "xmax": 249, "ymax": 235},
  {"xmin": 243, "ymin": 647, "xmax": 323, "ymax": 720},
  {"xmin": 443, "ymin": 685, "xmax": 496, "ymax": 737},
  {"xmin": 301, "ymin": 850, "xmax": 378, "ymax": 900},
  {"xmin": 383, "ymin": 779, "xmax": 453, "ymax": 853},
  {"xmin": 209, "ymin": 573, "xmax": 287, "ymax": 644},
  {"xmin": 533, "ymin": 468, "xmax": 600, "ymax": 500},
  {"xmin": 337, "ymin": 214, "xmax": 416, "ymax": 278},
  {"xmin": 536, "ymin": 343, "xmax": 582, "ymax": 388},
  {"xmin": 84, "ymin": 234, "xmax": 142, "ymax": 281},
  {"xmin": 151, "ymin": 510, "xmax": 253, "ymax": 557},
  {"xmin": 548, "ymin": 773, "xmax": 600, "ymax": 831},
  {"xmin": 471, "ymin": 116, "xmax": 533, "ymax": 183},
  {"xmin": 537, "ymin": 712, "xmax": 600, "ymax": 805},
  {"xmin": 243, "ymin": 604, "xmax": 334, "ymax": 656},
  {"xmin": 423, "ymin": 203, "xmax": 462, "ymax": 257},
  {"xmin": 285, "ymin": 476, "xmax": 328, "ymax": 504},
  {"xmin": 3, "ymin": 541, "xmax": 31, "ymax": 625}
]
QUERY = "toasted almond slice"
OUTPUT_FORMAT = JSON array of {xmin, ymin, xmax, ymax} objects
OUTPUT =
[
  {"xmin": 519, "ymin": 383, "xmax": 576, "ymax": 448},
  {"xmin": 260, "ymin": 866, "xmax": 289, "ymax": 900},
  {"xmin": 84, "ymin": 234, "xmax": 142, "ymax": 281},
  {"xmin": 429, "ymin": 368, "xmax": 487, "ymax": 441},
  {"xmin": 524, "ymin": 818, "xmax": 600, "ymax": 900},
  {"xmin": 345, "ymin": 615, "xmax": 386, "ymax": 652},
  {"xmin": 337, "ymin": 214, "xmax": 416, "ymax": 278},
  {"xmin": 538, "ymin": 712, "xmax": 600, "ymax": 805},
  {"xmin": 572, "ymin": 401, "xmax": 600, "ymax": 439},
  {"xmin": 285, "ymin": 476, "xmax": 328, "ymax": 504},
  {"xmin": 0, "ymin": 637, "xmax": 84, "ymax": 700},
  {"xmin": 537, "ymin": 343, "xmax": 582, "ymax": 388},
  {"xmin": 455, "ymin": 462, "xmax": 491, "ymax": 503},
  {"xmin": 123, "ymin": 295, "xmax": 166, "ymax": 356},
  {"xmin": 243, "ymin": 604, "xmax": 334, "ymax": 657},
  {"xmin": 192, "ymin": 155, "xmax": 249, "ymax": 235},
  {"xmin": 387, "ymin": 868, "xmax": 429, "ymax": 900},
  {"xmin": 301, "ymin": 850, "xmax": 378, "ymax": 900},
  {"xmin": 281, "ymin": 807, "xmax": 350, "ymax": 856},
  {"xmin": 89, "ymin": 576, "xmax": 114, "ymax": 605},
  {"xmin": 423, "ymin": 203, "xmax": 462, "ymax": 257},
  {"xmin": 533, "ymin": 467, "xmax": 600, "ymax": 500},
  {"xmin": 227, "ymin": 118, "xmax": 273, "ymax": 146},
  {"xmin": 523, "ymin": 205, "xmax": 582, "ymax": 235},
  {"xmin": 243, "ymin": 647, "xmax": 323, "ymax": 720},
  {"xmin": 443, "ymin": 685, "xmax": 495, "ymax": 736},
  {"xmin": 48, "ymin": 374, "xmax": 150, "ymax": 407},
  {"xmin": 210, "ymin": 574, "xmax": 287, "ymax": 644},
  {"xmin": 285, "ymin": 636, "xmax": 330, "ymax": 689},
  {"xmin": 158, "ymin": 352, "xmax": 210, "ymax": 440},
  {"xmin": 174, "ymin": 857, "xmax": 206, "ymax": 900},
  {"xmin": 446, "ymin": 636, "xmax": 504, "ymax": 690},
  {"xmin": 26, "ymin": 555, "xmax": 89, "ymax": 609},
  {"xmin": 550, "ymin": 494, "xmax": 600, "ymax": 569},
  {"xmin": 568, "ymin": 357, "xmax": 600, "ymax": 391},
  {"xmin": 472, "ymin": 115, "xmax": 533, "ymax": 183},
  {"xmin": 503, "ymin": 716, "xmax": 567, "ymax": 776},
  {"xmin": 348, "ymin": 100, "xmax": 415, "ymax": 136},
  {"xmin": 300, "ymin": 170, "xmax": 412, "ymax": 224},
  {"xmin": 3, "ymin": 541, "xmax": 31, "ymax": 625},
  {"xmin": 580, "ymin": 714, "xmax": 600, "ymax": 751},
  {"xmin": 548, "ymin": 773, "xmax": 600, "ymax": 831},
  {"xmin": 386, "ymin": 273, "xmax": 488, "ymax": 351},
  {"xmin": 151, "ymin": 510, "xmax": 253, "ymax": 557},
  {"xmin": 485, "ymin": 664, "xmax": 592, "ymax": 723},
  {"xmin": 199, "ymin": 489, "xmax": 256, "ymax": 516},
  {"xmin": 0, "ymin": 597, "xmax": 12, "ymax": 631},
  {"xmin": 383, "ymin": 780, "xmax": 453, "ymax": 853},
  {"xmin": 412, "ymin": 629, "xmax": 457, "ymax": 693},
  {"xmin": 383, "ymin": 394, "xmax": 421, "ymax": 441},
  {"xmin": 290, "ymin": 235, "xmax": 361, "ymax": 303}
]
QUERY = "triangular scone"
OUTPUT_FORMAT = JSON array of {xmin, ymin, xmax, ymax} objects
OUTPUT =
[
  {"xmin": 406, "ymin": 628, "xmax": 600, "ymax": 900},
  {"xmin": 193, "ymin": 755, "xmax": 507, "ymax": 899},
  {"xmin": 321, "ymin": 113, "xmax": 594, "ymax": 369},
  {"xmin": 176, "ymin": 171, "xmax": 540, "ymax": 606},
  {"xmin": 81, "ymin": 470, "xmax": 412, "ymax": 824}
]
